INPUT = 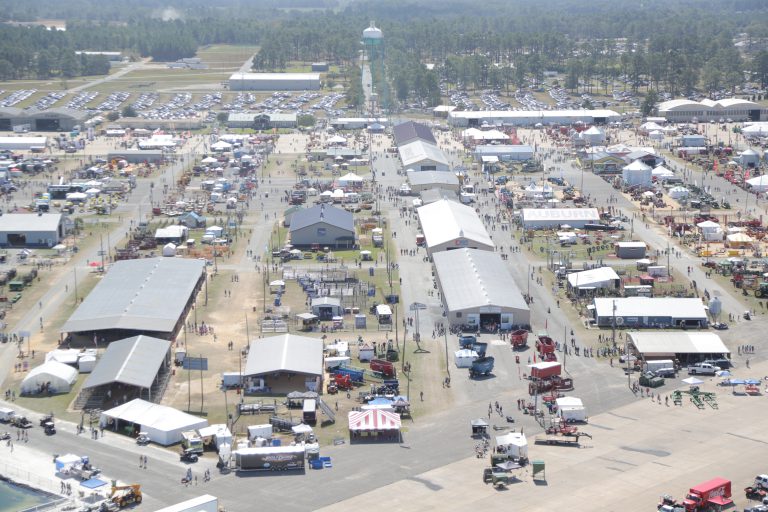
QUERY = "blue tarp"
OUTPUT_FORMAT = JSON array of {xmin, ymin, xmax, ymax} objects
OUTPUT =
[{"xmin": 80, "ymin": 478, "xmax": 107, "ymax": 489}]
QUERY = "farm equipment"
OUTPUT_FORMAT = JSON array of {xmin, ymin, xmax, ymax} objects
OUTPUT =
[
  {"xmin": 482, "ymin": 467, "xmax": 510, "ymax": 487},
  {"xmin": 459, "ymin": 335, "xmax": 476, "ymax": 349},
  {"xmin": 332, "ymin": 366, "xmax": 365, "ymax": 385},
  {"xmin": 528, "ymin": 375, "xmax": 574, "ymax": 395},
  {"xmin": 469, "ymin": 356, "xmax": 495, "ymax": 378},
  {"xmin": 108, "ymin": 484, "xmax": 142, "ymax": 508},
  {"xmin": 370, "ymin": 359, "xmax": 396, "ymax": 378},
  {"xmin": 535, "ymin": 334, "xmax": 557, "ymax": 361},
  {"xmin": 328, "ymin": 374, "xmax": 353, "ymax": 393},
  {"xmin": 754, "ymin": 282, "xmax": 768, "ymax": 298},
  {"xmin": 534, "ymin": 433, "xmax": 582, "ymax": 446},
  {"xmin": 510, "ymin": 329, "xmax": 529, "ymax": 349}
]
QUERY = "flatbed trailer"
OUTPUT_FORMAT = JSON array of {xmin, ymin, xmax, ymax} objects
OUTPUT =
[{"xmin": 535, "ymin": 433, "xmax": 580, "ymax": 446}]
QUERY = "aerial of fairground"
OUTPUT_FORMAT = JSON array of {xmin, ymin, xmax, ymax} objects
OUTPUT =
[{"xmin": 1, "ymin": 1, "xmax": 768, "ymax": 511}]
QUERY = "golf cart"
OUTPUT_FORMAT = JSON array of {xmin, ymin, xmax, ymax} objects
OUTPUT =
[
  {"xmin": 180, "ymin": 450, "xmax": 199, "ymax": 463},
  {"xmin": 136, "ymin": 432, "xmax": 150, "ymax": 445},
  {"xmin": 43, "ymin": 421, "xmax": 56, "ymax": 435}
]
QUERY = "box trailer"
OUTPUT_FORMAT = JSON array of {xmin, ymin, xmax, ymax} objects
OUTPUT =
[
  {"xmin": 0, "ymin": 407, "xmax": 15, "ymax": 422},
  {"xmin": 302, "ymin": 399, "xmax": 317, "ymax": 424},
  {"xmin": 643, "ymin": 359, "xmax": 675, "ymax": 373},
  {"xmin": 221, "ymin": 372, "xmax": 243, "ymax": 389},
  {"xmin": 234, "ymin": 446, "xmax": 305, "ymax": 472},
  {"xmin": 247, "ymin": 424, "xmax": 273, "ymax": 441},
  {"xmin": 528, "ymin": 362, "xmax": 561, "ymax": 380}
]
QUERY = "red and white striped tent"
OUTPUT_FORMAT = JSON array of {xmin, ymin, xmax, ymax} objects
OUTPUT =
[{"xmin": 347, "ymin": 409, "xmax": 401, "ymax": 432}]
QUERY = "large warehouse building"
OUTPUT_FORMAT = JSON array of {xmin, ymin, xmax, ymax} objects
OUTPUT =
[
  {"xmin": 521, "ymin": 208, "xmax": 601, "ymax": 229},
  {"xmin": 433, "ymin": 248, "xmax": 530, "ymax": 330},
  {"xmin": 626, "ymin": 331, "xmax": 730, "ymax": 365},
  {"xmin": 417, "ymin": 199, "xmax": 494, "ymax": 254},
  {"xmin": 658, "ymin": 98, "xmax": 768, "ymax": 123},
  {"xmin": 61, "ymin": 258, "xmax": 206, "ymax": 344},
  {"xmin": 0, "ymin": 213, "xmax": 65, "ymax": 247},
  {"xmin": 393, "ymin": 121, "xmax": 437, "ymax": 146},
  {"xmin": 448, "ymin": 109, "xmax": 621, "ymax": 127},
  {"xmin": 591, "ymin": 297, "xmax": 708, "ymax": 328},
  {"xmin": 228, "ymin": 72, "xmax": 321, "ymax": 91},
  {"xmin": 0, "ymin": 107, "xmax": 89, "ymax": 132}
]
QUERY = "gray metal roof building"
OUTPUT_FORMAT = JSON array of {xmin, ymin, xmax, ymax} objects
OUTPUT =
[
  {"xmin": 61, "ymin": 258, "xmax": 206, "ymax": 342},
  {"xmin": 244, "ymin": 334, "xmax": 324, "ymax": 393},
  {"xmin": 0, "ymin": 213, "xmax": 64, "ymax": 248},
  {"xmin": 289, "ymin": 204, "xmax": 355, "ymax": 248},
  {"xmin": 433, "ymin": 248, "xmax": 530, "ymax": 329},
  {"xmin": 393, "ymin": 121, "xmax": 437, "ymax": 146},
  {"xmin": 0, "ymin": 107, "xmax": 90, "ymax": 131},
  {"xmin": 83, "ymin": 335, "xmax": 172, "ymax": 401},
  {"xmin": 407, "ymin": 170, "xmax": 460, "ymax": 193},
  {"xmin": 228, "ymin": 72, "xmax": 320, "ymax": 91}
]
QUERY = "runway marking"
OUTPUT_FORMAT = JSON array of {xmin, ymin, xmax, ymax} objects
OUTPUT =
[
  {"xmin": 606, "ymin": 412, "xmax": 638, "ymax": 421},
  {"xmin": 620, "ymin": 446, "xmax": 670, "ymax": 457},
  {"xmin": 652, "ymin": 461, "xmax": 673, "ymax": 467},
  {"xmin": 597, "ymin": 456, "xmax": 638, "ymax": 467},
  {"xmin": 587, "ymin": 423, "xmax": 614, "ymax": 430}
]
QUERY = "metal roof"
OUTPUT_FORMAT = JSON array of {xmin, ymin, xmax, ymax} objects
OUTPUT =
[
  {"xmin": 521, "ymin": 208, "xmax": 600, "ymax": 223},
  {"xmin": 628, "ymin": 332, "xmax": 729, "ymax": 355},
  {"xmin": 61, "ymin": 258, "xmax": 205, "ymax": 334},
  {"xmin": 393, "ymin": 121, "xmax": 437, "ymax": 146},
  {"xmin": 418, "ymin": 199, "xmax": 494, "ymax": 250},
  {"xmin": 567, "ymin": 267, "xmax": 620, "ymax": 288},
  {"xmin": 593, "ymin": 297, "xmax": 707, "ymax": 320},
  {"xmin": 406, "ymin": 170, "xmax": 458, "ymax": 187},
  {"xmin": 0, "ymin": 213, "xmax": 62, "ymax": 232},
  {"xmin": 244, "ymin": 334, "xmax": 323, "ymax": 377},
  {"xmin": 433, "ymin": 248, "xmax": 528, "ymax": 313},
  {"xmin": 83, "ymin": 335, "xmax": 171, "ymax": 389},
  {"xmin": 289, "ymin": 204, "xmax": 353, "ymax": 233},
  {"xmin": 398, "ymin": 140, "xmax": 450, "ymax": 168},
  {"xmin": 229, "ymin": 72, "xmax": 320, "ymax": 81}
]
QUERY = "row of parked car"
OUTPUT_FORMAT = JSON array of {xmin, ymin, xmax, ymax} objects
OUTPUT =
[
  {"xmin": 0, "ymin": 89, "xmax": 36, "ymax": 108},
  {"xmin": 26, "ymin": 91, "xmax": 66, "ymax": 111}
]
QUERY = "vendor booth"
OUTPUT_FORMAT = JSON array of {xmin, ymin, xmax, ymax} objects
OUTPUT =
[{"xmin": 348, "ymin": 409, "xmax": 401, "ymax": 442}]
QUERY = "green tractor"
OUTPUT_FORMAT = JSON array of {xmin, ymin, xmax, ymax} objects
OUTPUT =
[{"xmin": 755, "ymin": 282, "xmax": 768, "ymax": 298}]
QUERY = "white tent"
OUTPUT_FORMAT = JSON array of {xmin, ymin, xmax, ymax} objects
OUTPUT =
[
  {"xmin": 338, "ymin": 172, "xmax": 364, "ymax": 187},
  {"xmin": 668, "ymin": 186, "xmax": 689, "ymax": 200},
  {"xmin": 652, "ymin": 165, "xmax": 675, "ymax": 180},
  {"xmin": 454, "ymin": 349, "xmax": 479, "ymax": 368},
  {"xmin": 648, "ymin": 130, "xmax": 664, "ymax": 141},
  {"xmin": 746, "ymin": 175, "xmax": 768, "ymax": 192},
  {"xmin": 495, "ymin": 432, "xmax": 528, "ymax": 458},
  {"xmin": 640, "ymin": 121, "xmax": 664, "ymax": 132},
  {"xmin": 78, "ymin": 355, "xmax": 96, "ymax": 373},
  {"xmin": 327, "ymin": 135, "xmax": 347, "ymax": 145},
  {"xmin": 66, "ymin": 192, "xmax": 88, "ymax": 201},
  {"xmin": 100, "ymin": 398, "xmax": 208, "ymax": 446},
  {"xmin": 211, "ymin": 140, "xmax": 232, "ymax": 151},
  {"xmin": 201, "ymin": 156, "xmax": 218, "ymax": 164},
  {"xmin": 622, "ymin": 160, "xmax": 652, "ymax": 187},
  {"xmin": 743, "ymin": 123, "xmax": 768, "ymax": 137},
  {"xmin": 21, "ymin": 361, "xmax": 78, "ymax": 394},
  {"xmin": 198, "ymin": 424, "xmax": 233, "ymax": 450},
  {"xmin": 579, "ymin": 126, "xmax": 605, "ymax": 145}
]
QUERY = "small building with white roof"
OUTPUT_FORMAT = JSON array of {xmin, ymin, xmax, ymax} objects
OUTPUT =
[
  {"xmin": 591, "ymin": 297, "xmax": 708, "ymax": 328},
  {"xmin": 566, "ymin": 267, "xmax": 620, "ymax": 294}
]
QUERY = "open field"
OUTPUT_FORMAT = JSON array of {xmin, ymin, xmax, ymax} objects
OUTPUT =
[{"xmin": 195, "ymin": 45, "xmax": 259, "ymax": 71}]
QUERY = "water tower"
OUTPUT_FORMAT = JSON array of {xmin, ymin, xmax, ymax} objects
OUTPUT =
[{"xmin": 362, "ymin": 21, "xmax": 385, "ymax": 113}]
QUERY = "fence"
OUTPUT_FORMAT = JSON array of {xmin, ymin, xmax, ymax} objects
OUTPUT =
[{"xmin": 0, "ymin": 462, "xmax": 70, "ymax": 512}]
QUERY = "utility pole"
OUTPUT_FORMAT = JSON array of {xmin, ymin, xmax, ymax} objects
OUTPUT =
[{"xmin": 73, "ymin": 267, "xmax": 78, "ymax": 304}]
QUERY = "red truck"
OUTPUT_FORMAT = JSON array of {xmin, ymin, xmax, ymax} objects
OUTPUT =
[{"xmin": 682, "ymin": 478, "xmax": 732, "ymax": 511}]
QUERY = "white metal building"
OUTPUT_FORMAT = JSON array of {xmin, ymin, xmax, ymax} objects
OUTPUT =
[
  {"xmin": 0, "ymin": 213, "xmax": 65, "ymax": 247},
  {"xmin": 474, "ymin": 145, "xmax": 534, "ymax": 161},
  {"xmin": 228, "ymin": 72, "xmax": 320, "ymax": 91},
  {"xmin": 433, "ymin": 248, "xmax": 530, "ymax": 330},
  {"xmin": 521, "ymin": 208, "xmax": 600, "ymax": 229},
  {"xmin": 591, "ymin": 297, "xmax": 708, "ymax": 328},
  {"xmin": 417, "ymin": 199, "xmax": 494, "ymax": 254},
  {"xmin": 0, "ymin": 136, "xmax": 48, "ymax": 150},
  {"xmin": 448, "ymin": 109, "xmax": 620, "ymax": 127},
  {"xmin": 658, "ymin": 98, "xmax": 767, "ymax": 123},
  {"xmin": 398, "ymin": 140, "xmax": 450, "ymax": 172},
  {"xmin": 406, "ymin": 170, "xmax": 460, "ymax": 193},
  {"xmin": 627, "ymin": 332, "xmax": 730, "ymax": 362},
  {"xmin": 566, "ymin": 267, "xmax": 620, "ymax": 293}
]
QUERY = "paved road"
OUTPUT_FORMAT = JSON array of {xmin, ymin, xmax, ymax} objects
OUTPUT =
[{"xmin": 65, "ymin": 59, "xmax": 152, "ymax": 94}]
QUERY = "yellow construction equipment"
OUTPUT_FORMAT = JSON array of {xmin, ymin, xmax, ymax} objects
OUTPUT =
[{"xmin": 110, "ymin": 484, "xmax": 142, "ymax": 508}]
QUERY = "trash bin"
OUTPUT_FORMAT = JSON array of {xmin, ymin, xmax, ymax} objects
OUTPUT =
[{"xmin": 369, "ymin": 267, "xmax": 374, "ymax": 276}]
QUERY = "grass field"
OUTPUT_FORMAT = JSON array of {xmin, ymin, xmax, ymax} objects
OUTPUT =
[{"xmin": 195, "ymin": 44, "xmax": 259, "ymax": 71}]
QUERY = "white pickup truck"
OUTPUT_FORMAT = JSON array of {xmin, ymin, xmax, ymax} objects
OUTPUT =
[{"xmin": 687, "ymin": 362, "xmax": 720, "ymax": 375}]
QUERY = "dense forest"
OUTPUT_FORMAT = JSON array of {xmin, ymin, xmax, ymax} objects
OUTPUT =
[{"xmin": 0, "ymin": 0, "xmax": 768, "ymax": 105}]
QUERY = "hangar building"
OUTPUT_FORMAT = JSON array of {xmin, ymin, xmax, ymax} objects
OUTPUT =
[{"xmin": 228, "ymin": 72, "xmax": 320, "ymax": 91}]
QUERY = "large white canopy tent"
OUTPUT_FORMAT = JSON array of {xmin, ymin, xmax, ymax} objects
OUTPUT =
[
  {"xmin": 21, "ymin": 361, "xmax": 78, "ymax": 395},
  {"xmin": 100, "ymin": 398, "xmax": 208, "ymax": 445}
]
